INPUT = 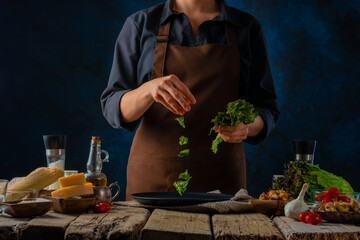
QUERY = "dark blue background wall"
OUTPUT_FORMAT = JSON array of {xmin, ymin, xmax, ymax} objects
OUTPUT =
[{"xmin": 1, "ymin": 0, "xmax": 359, "ymax": 200}]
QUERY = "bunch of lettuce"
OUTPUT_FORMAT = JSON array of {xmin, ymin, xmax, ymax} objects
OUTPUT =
[
  {"xmin": 209, "ymin": 99, "xmax": 258, "ymax": 153},
  {"xmin": 274, "ymin": 161, "xmax": 354, "ymax": 201}
]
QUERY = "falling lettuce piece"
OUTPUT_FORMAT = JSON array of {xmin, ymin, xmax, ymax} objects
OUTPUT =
[
  {"xmin": 173, "ymin": 169, "xmax": 192, "ymax": 196},
  {"xmin": 209, "ymin": 99, "xmax": 258, "ymax": 154},
  {"xmin": 179, "ymin": 136, "xmax": 188, "ymax": 145},
  {"xmin": 179, "ymin": 169, "xmax": 191, "ymax": 182},
  {"xmin": 211, "ymin": 134, "xmax": 223, "ymax": 154},
  {"xmin": 178, "ymin": 149, "xmax": 189, "ymax": 157},
  {"xmin": 175, "ymin": 116, "xmax": 185, "ymax": 128}
]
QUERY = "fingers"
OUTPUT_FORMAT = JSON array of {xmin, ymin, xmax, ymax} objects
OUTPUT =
[
  {"xmin": 153, "ymin": 89, "xmax": 185, "ymax": 115},
  {"xmin": 160, "ymin": 77, "xmax": 191, "ymax": 112},
  {"xmin": 219, "ymin": 131, "xmax": 248, "ymax": 143},
  {"xmin": 169, "ymin": 75, "xmax": 196, "ymax": 104},
  {"xmin": 151, "ymin": 74, "xmax": 196, "ymax": 115},
  {"xmin": 216, "ymin": 123, "xmax": 248, "ymax": 133},
  {"xmin": 219, "ymin": 128, "xmax": 248, "ymax": 141},
  {"xmin": 214, "ymin": 123, "xmax": 249, "ymax": 143}
]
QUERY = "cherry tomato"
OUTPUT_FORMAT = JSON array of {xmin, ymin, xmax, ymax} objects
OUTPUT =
[
  {"xmin": 322, "ymin": 196, "xmax": 333, "ymax": 204},
  {"xmin": 305, "ymin": 213, "xmax": 322, "ymax": 225},
  {"xmin": 299, "ymin": 211, "xmax": 311, "ymax": 223},
  {"xmin": 338, "ymin": 196, "xmax": 351, "ymax": 203},
  {"xmin": 325, "ymin": 188, "xmax": 340, "ymax": 199},
  {"xmin": 92, "ymin": 202, "xmax": 111, "ymax": 213},
  {"xmin": 314, "ymin": 192, "xmax": 325, "ymax": 202}
]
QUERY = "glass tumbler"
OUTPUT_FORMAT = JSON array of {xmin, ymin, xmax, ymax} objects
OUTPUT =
[{"xmin": 43, "ymin": 135, "xmax": 67, "ymax": 189}]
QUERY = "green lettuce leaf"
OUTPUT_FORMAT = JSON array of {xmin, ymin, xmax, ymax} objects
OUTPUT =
[
  {"xmin": 179, "ymin": 136, "xmax": 188, "ymax": 145},
  {"xmin": 306, "ymin": 164, "xmax": 354, "ymax": 194},
  {"xmin": 178, "ymin": 149, "xmax": 189, "ymax": 157},
  {"xmin": 173, "ymin": 169, "xmax": 192, "ymax": 196},
  {"xmin": 175, "ymin": 116, "xmax": 185, "ymax": 128},
  {"xmin": 211, "ymin": 133, "xmax": 223, "ymax": 154}
]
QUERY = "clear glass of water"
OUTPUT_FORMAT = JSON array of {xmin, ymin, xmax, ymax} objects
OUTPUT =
[
  {"xmin": 43, "ymin": 135, "xmax": 67, "ymax": 189},
  {"xmin": 43, "ymin": 135, "xmax": 67, "ymax": 170},
  {"xmin": 46, "ymin": 151, "xmax": 66, "ymax": 169},
  {"xmin": 45, "ymin": 150, "xmax": 65, "ymax": 189}
]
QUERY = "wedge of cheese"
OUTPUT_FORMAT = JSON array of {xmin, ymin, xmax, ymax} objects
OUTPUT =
[
  {"xmin": 51, "ymin": 182, "xmax": 94, "ymax": 198},
  {"xmin": 58, "ymin": 173, "xmax": 86, "ymax": 188}
]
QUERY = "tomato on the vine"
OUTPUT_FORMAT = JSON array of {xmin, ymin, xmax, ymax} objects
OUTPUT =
[
  {"xmin": 338, "ymin": 196, "xmax": 351, "ymax": 203},
  {"xmin": 299, "ymin": 211, "xmax": 311, "ymax": 223},
  {"xmin": 322, "ymin": 196, "xmax": 333, "ymax": 204},
  {"xmin": 92, "ymin": 202, "xmax": 111, "ymax": 213},
  {"xmin": 325, "ymin": 188, "xmax": 340, "ymax": 199},
  {"xmin": 314, "ymin": 192, "xmax": 325, "ymax": 202},
  {"xmin": 305, "ymin": 213, "xmax": 322, "ymax": 225}
]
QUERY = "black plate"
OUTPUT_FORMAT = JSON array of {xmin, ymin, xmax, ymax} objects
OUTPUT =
[{"xmin": 130, "ymin": 192, "xmax": 233, "ymax": 206}]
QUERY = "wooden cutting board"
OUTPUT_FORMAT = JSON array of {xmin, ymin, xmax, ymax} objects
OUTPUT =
[{"xmin": 251, "ymin": 200, "xmax": 286, "ymax": 216}]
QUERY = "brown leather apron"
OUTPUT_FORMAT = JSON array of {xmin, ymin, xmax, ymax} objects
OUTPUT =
[{"xmin": 126, "ymin": 20, "xmax": 245, "ymax": 200}]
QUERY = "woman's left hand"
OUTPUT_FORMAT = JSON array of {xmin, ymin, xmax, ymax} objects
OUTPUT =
[{"xmin": 213, "ymin": 123, "xmax": 249, "ymax": 143}]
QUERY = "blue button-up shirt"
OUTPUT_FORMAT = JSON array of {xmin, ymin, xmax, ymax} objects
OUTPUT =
[{"xmin": 101, "ymin": 0, "xmax": 280, "ymax": 144}]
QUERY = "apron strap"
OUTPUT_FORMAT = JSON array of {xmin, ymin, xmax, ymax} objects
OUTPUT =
[
  {"xmin": 151, "ymin": 21, "xmax": 171, "ymax": 79},
  {"xmin": 225, "ymin": 24, "xmax": 237, "ymax": 46}
]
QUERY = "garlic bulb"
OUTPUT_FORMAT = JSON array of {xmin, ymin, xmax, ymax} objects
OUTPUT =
[{"xmin": 284, "ymin": 183, "xmax": 309, "ymax": 220}]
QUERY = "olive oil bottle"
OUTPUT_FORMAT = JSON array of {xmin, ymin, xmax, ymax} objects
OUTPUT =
[{"xmin": 85, "ymin": 136, "xmax": 109, "ymax": 186}]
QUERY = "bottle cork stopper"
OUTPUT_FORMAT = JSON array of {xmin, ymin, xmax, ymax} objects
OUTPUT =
[{"xmin": 91, "ymin": 136, "xmax": 100, "ymax": 144}]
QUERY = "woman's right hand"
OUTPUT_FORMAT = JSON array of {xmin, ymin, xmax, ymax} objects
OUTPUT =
[{"xmin": 147, "ymin": 74, "xmax": 196, "ymax": 115}]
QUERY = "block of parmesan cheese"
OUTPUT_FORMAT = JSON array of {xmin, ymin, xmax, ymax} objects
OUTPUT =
[
  {"xmin": 58, "ymin": 173, "xmax": 86, "ymax": 188},
  {"xmin": 51, "ymin": 182, "xmax": 94, "ymax": 199}
]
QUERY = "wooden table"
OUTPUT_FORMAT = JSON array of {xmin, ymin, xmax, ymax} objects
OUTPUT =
[{"xmin": 1, "ymin": 206, "xmax": 360, "ymax": 240}]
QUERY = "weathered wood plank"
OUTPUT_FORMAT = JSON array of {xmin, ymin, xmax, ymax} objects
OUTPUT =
[
  {"xmin": 21, "ymin": 211, "xmax": 78, "ymax": 240},
  {"xmin": 65, "ymin": 206, "xmax": 150, "ymax": 240},
  {"xmin": 0, "ymin": 214, "xmax": 30, "ymax": 240},
  {"xmin": 274, "ymin": 216, "xmax": 360, "ymax": 240},
  {"xmin": 141, "ymin": 209, "xmax": 212, "ymax": 240},
  {"xmin": 212, "ymin": 213, "xmax": 284, "ymax": 240}
]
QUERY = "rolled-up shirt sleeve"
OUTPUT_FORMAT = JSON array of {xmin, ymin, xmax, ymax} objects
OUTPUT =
[
  {"xmin": 101, "ymin": 17, "xmax": 141, "ymax": 131},
  {"xmin": 244, "ymin": 19, "xmax": 280, "ymax": 145}
]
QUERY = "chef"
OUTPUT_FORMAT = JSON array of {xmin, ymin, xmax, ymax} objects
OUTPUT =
[{"xmin": 101, "ymin": 0, "xmax": 280, "ymax": 200}]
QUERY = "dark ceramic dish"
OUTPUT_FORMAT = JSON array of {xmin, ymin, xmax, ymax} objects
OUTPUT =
[
  {"xmin": 131, "ymin": 192, "xmax": 233, "ymax": 206},
  {"xmin": 42, "ymin": 195, "xmax": 96, "ymax": 214},
  {"xmin": 315, "ymin": 210, "xmax": 360, "ymax": 225}
]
